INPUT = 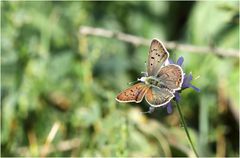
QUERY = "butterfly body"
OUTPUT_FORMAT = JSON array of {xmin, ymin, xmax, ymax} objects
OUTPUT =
[
  {"xmin": 140, "ymin": 76, "xmax": 168, "ymax": 89},
  {"xmin": 116, "ymin": 39, "xmax": 184, "ymax": 108}
]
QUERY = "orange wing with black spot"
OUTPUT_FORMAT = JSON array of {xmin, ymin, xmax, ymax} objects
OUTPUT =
[
  {"xmin": 157, "ymin": 64, "xmax": 183, "ymax": 91},
  {"xmin": 145, "ymin": 86, "xmax": 174, "ymax": 107},
  {"xmin": 116, "ymin": 83, "xmax": 149, "ymax": 103},
  {"xmin": 147, "ymin": 39, "xmax": 169, "ymax": 76}
]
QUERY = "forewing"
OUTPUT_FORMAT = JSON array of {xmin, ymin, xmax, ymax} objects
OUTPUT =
[
  {"xmin": 157, "ymin": 64, "xmax": 183, "ymax": 91},
  {"xmin": 145, "ymin": 86, "xmax": 174, "ymax": 107},
  {"xmin": 147, "ymin": 39, "xmax": 169, "ymax": 76},
  {"xmin": 116, "ymin": 83, "xmax": 149, "ymax": 103}
]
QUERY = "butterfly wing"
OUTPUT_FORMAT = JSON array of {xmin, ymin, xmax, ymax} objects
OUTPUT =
[
  {"xmin": 147, "ymin": 39, "xmax": 169, "ymax": 76},
  {"xmin": 116, "ymin": 83, "xmax": 149, "ymax": 103},
  {"xmin": 157, "ymin": 64, "xmax": 184, "ymax": 91},
  {"xmin": 145, "ymin": 86, "xmax": 174, "ymax": 107}
]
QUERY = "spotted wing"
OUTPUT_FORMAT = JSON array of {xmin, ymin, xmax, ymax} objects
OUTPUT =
[
  {"xmin": 157, "ymin": 64, "xmax": 183, "ymax": 91},
  {"xmin": 147, "ymin": 39, "xmax": 169, "ymax": 76},
  {"xmin": 145, "ymin": 86, "xmax": 174, "ymax": 107},
  {"xmin": 116, "ymin": 83, "xmax": 149, "ymax": 103}
]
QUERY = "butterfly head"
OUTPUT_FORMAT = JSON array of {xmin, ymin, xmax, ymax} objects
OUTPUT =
[
  {"xmin": 138, "ymin": 76, "xmax": 147, "ymax": 83},
  {"xmin": 138, "ymin": 76, "xmax": 156, "ymax": 85}
]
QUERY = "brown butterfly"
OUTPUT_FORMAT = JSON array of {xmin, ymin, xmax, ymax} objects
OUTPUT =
[{"xmin": 115, "ymin": 39, "xmax": 184, "ymax": 112}]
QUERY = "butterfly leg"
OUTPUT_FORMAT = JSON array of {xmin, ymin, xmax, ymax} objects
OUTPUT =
[{"xmin": 142, "ymin": 106, "xmax": 155, "ymax": 114}]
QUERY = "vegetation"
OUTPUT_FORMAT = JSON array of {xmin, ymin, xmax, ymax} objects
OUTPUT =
[{"xmin": 1, "ymin": 1, "xmax": 239, "ymax": 157}]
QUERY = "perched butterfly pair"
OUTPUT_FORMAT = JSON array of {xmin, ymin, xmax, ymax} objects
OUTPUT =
[{"xmin": 115, "ymin": 39, "xmax": 184, "ymax": 113}]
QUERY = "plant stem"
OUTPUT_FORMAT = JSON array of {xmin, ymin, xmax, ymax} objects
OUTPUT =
[
  {"xmin": 79, "ymin": 26, "xmax": 239, "ymax": 58},
  {"xmin": 175, "ymin": 102, "xmax": 199, "ymax": 157}
]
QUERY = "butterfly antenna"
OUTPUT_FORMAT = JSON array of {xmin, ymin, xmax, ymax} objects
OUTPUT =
[
  {"xmin": 128, "ymin": 80, "xmax": 139, "ymax": 85},
  {"xmin": 142, "ymin": 107, "xmax": 155, "ymax": 114},
  {"xmin": 144, "ymin": 61, "xmax": 148, "ymax": 73},
  {"xmin": 141, "ymin": 72, "xmax": 148, "ymax": 77}
]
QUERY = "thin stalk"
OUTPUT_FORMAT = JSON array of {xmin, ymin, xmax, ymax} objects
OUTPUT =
[{"xmin": 175, "ymin": 102, "xmax": 199, "ymax": 157}]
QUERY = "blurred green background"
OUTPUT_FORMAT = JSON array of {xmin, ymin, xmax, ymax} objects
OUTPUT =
[{"xmin": 1, "ymin": 1, "xmax": 239, "ymax": 157}]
